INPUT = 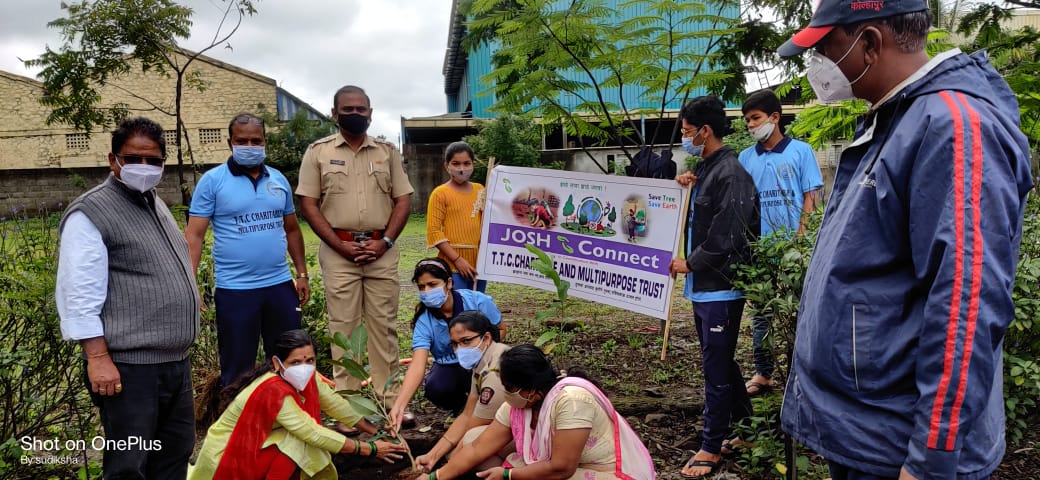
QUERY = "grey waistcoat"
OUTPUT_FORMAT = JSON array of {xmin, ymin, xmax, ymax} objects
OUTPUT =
[{"xmin": 60, "ymin": 176, "xmax": 199, "ymax": 364}]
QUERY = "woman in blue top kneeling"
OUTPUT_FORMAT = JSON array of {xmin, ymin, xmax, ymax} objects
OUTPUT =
[{"xmin": 389, "ymin": 258, "xmax": 505, "ymax": 430}]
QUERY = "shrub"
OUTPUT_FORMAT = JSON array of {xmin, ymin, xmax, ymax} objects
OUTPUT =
[
  {"xmin": 1005, "ymin": 191, "xmax": 1040, "ymax": 444},
  {"xmin": 733, "ymin": 212, "xmax": 820, "ymax": 381},
  {"xmin": 0, "ymin": 206, "xmax": 100, "ymax": 478}
]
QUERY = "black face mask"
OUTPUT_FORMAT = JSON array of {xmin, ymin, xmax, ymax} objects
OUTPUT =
[{"xmin": 337, "ymin": 113, "xmax": 369, "ymax": 136}]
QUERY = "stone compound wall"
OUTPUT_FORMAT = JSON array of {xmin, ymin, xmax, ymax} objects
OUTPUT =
[{"xmin": 0, "ymin": 165, "xmax": 209, "ymax": 216}]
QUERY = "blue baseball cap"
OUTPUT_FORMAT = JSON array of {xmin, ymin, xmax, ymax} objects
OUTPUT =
[{"xmin": 777, "ymin": 0, "xmax": 929, "ymax": 57}]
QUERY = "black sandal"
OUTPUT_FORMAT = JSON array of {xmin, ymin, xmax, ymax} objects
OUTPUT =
[
  {"xmin": 721, "ymin": 437, "xmax": 748, "ymax": 457},
  {"xmin": 681, "ymin": 455, "xmax": 720, "ymax": 479}
]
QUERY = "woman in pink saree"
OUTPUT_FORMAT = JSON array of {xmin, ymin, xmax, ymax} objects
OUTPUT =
[{"xmin": 418, "ymin": 345, "xmax": 655, "ymax": 480}]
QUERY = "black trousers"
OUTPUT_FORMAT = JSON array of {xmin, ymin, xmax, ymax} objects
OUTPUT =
[
  {"xmin": 214, "ymin": 280, "xmax": 302, "ymax": 387},
  {"xmin": 85, "ymin": 358, "xmax": 195, "ymax": 480},
  {"xmin": 693, "ymin": 299, "xmax": 753, "ymax": 454},
  {"xmin": 424, "ymin": 362, "xmax": 471, "ymax": 414}
]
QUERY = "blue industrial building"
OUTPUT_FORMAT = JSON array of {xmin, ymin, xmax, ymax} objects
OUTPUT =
[{"xmin": 443, "ymin": 0, "xmax": 739, "ymax": 119}]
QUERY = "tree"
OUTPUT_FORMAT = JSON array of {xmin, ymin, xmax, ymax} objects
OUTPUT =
[
  {"xmin": 26, "ymin": 0, "xmax": 258, "ymax": 205},
  {"xmin": 461, "ymin": 0, "xmax": 744, "ymax": 172},
  {"xmin": 955, "ymin": 4, "xmax": 1040, "ymax": 178},
  {"xmin": 260, "ymin": 110, "xmax": 334, "ymax": 185},
  {"xmin": 463, "ymin": 114, "xmax": 542, "ymax": 184}
]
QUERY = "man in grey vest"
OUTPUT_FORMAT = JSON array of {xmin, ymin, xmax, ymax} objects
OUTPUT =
[{"xmin": 56, "ymin": 117, "xmax": 199, "ymax": 479}]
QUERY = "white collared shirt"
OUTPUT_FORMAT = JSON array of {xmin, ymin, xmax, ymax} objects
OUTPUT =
[{"xmin": 56, "ymin": 210, "xmax": 108, "ymax": 341}]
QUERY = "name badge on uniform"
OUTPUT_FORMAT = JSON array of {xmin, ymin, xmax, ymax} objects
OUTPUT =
[{"xmin": 330, "ymin": 159, "xmax": 346, "ymax": 166}]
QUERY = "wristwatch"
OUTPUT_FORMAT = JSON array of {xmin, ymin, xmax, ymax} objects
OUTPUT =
[
  {"xmin": 383, "ymin": 236, "xmax": 395, "ymax": 249},
  {"xmin": 297, "ymin": 272, "xmax": 308, "ymax": 279}
]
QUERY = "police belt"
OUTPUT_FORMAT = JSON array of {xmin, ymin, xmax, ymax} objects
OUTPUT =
[{"xmin": 333, "ymin": 229, "xmax": 383, "ymax": 242}]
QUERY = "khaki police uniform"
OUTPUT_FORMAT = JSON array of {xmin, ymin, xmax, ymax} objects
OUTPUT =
[
  {"xmin": 296, "ymin": 132, "xmax": 414, "ymax": 399},
  {"xmin": 461, "ymin": 342, "xmax": 515, "ymax": 465}
]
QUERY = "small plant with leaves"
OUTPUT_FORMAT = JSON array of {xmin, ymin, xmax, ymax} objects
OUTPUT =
[
  {"xmin": 525, "ymin": 243, "xmax": 585, "ymax": 329},
  {"xmin": 330, "ymin": 325, "xmax": 416, "ymax": 469}
]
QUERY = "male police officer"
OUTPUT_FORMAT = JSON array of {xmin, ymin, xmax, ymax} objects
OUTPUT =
[{"xmin": 297, "ymin": 86, "xmax": 413, "ymax": 429}]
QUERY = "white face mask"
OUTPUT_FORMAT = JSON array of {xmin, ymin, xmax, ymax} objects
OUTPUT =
[
  {"xmin": 276, "ymin": 358, "xmax": 315, "ymax": 391},
  {"xmin": 117, "ymin": 161, "xmax": 163, "ymax": 193},
  {"xmin": 503, "ymin": 389, "xmax": 535, "ymax": 409},
  {"xmin": 751, "ymin": 121, "xmax": 775, "ymax": 143},
  {"xmin": 806, "ymin": 31, "xmax": 869, "ymax": 104}
]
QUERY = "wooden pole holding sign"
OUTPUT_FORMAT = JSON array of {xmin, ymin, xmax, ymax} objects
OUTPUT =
[{"xmin": 661, "ymin": 185, "xmax": 692, "ymax": 361}]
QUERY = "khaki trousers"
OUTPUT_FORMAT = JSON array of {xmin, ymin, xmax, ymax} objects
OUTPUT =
[{"xmin": 318, "ymin": 242, "xmax": 401, "ymax": 406}]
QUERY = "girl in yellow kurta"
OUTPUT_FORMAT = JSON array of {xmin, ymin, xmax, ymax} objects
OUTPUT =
[
  {"xmin": 190, "ymin": 330, "xmax": 407, "ymax": 480},
  {"xmin": 427, "ymin": 141, "xmax": 487, "ymax": 291}
]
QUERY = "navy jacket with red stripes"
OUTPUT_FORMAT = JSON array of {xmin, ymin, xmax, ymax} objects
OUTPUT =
[{"xmin": 781, "ymin": 49, "xmax": 1034, "ymax": 479}]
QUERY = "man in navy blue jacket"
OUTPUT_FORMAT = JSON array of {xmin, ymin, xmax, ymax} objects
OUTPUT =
[{"xmin": 778, "ymin": 1, "xmax": 1034, "ymax": 479}]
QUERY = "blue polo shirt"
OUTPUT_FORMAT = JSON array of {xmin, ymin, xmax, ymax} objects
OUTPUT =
[
  {"xmin": 738, "ymin": 137, "xmax": 823, "ymax": 237},
  {"xmin": 412, "ymin": 290, "xmax": 502, "ymax": 365},
  {"xmin": 189, "ymin": 159, "xmax": 295, "ymax": 289}
]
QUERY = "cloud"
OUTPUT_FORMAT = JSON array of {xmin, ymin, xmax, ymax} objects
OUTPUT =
[{"xmin": 0, "ymin": 0, "xmax": 453, "ymax": 143}]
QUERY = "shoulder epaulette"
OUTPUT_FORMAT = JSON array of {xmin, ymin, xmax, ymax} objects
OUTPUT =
[{"xmin": 308, "ymin": 133, "xmax": 339, "ymax": 149}]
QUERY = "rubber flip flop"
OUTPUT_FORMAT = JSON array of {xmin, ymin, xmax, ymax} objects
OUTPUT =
[
  {"xmin": 680, "ymin": 455, "xmax": 720, "ymax": 479},
  {"xmin": 721, "ymin": 438, "xmax": 748, "ymax": 457}
]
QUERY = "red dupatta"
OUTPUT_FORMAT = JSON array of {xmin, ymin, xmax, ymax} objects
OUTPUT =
[{"xmin": 212, "ymin": 373, "xmax": 329, "ymax": 479}]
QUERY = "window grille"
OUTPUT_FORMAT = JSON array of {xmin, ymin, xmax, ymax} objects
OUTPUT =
[
  {"xmin": 66, "ymin": 133, "xmax": 90, "ymax": 150},
  {"xmin": 163, "ymin": 130, "xmax": 179, "ymax": 148},
  {"xmin": 199, "ymin": 128, "xmax": 222, "ymax": 144}
]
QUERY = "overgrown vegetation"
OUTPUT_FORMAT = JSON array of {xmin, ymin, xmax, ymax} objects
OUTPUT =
[
  {"xmin": 1005, "ymin": 192, "xmax": 1040, "ymax": 444},
  {"xmin": 0, "ymin": 206, "xmax": 101, "ymax": 478},
  {"xmin": 733, "ymin": 212, "xmax": 820, "ymax": 383}
]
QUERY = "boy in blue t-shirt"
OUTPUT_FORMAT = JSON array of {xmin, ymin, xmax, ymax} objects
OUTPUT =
[{"xmin": 738, "ymin": 89, "xmax": 823, "ymax": 396}]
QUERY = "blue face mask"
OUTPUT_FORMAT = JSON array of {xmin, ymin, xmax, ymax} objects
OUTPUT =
[
  {"xmin": 232, "ymin": 145, "xmax": 266, "ymax": 167},
  {"xmin": 418, "ymin": 286, "xmax": 448, "ymax": 308},
  {"xmin": 455, "ymin": 337, "xmax": 486, "ymax": 370},
  {"xmin": 682, "ymin": 135, "xmax": 704, "ymax": 157}
]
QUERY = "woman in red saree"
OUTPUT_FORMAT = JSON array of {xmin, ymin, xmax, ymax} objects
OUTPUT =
[{"xmin": 190, "ymin": 330, "xmax": 407, "ymax": 479}]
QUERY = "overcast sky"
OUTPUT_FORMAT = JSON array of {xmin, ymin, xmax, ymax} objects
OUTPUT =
[{"xmin": 0, "ymin": 0, "xmax": 454, "ymax": 144}]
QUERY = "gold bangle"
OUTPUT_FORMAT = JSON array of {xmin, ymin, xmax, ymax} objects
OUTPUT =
[
  {"xmin": 297, "ymin": 272, "xmax": 308, "ymax": 279},
  {"xmin": 87, "ymin": 351, "xmax": 109, "ymax": 359}
]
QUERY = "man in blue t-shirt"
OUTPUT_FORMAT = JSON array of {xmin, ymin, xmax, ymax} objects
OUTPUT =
[
  {"xmin": 738, "ymin": 89, "xmax": 824, "ymax": 396},
  {"xmin": 185, "ymin": 113, "xmax": 310, "ymax": 387}
]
